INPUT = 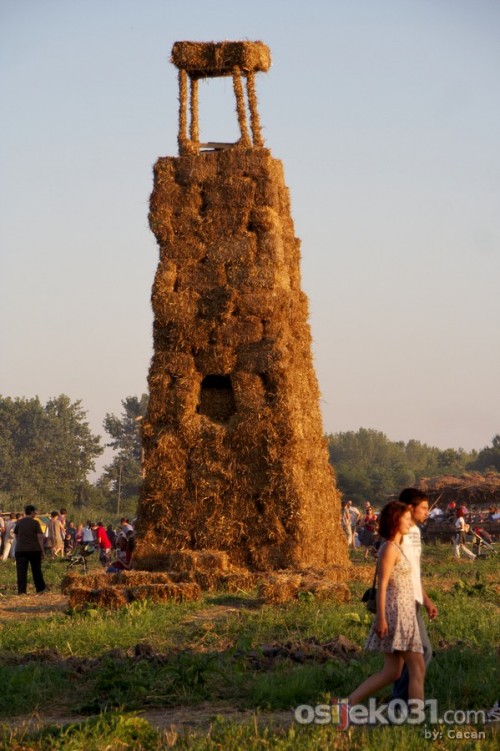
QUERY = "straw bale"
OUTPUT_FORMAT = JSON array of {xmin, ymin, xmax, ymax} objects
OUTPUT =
[
  {"xmin": 68, "ymin": 586, "xmax": 129, "ymax": 610},
  {"xmin": 257, "ymin": 573, "xmax": 350, "ymax": 604},
  {"xmin": 174, "ymin": 154, "xmax": 218, "ymax": 186},
  {"xmin": 128, "ymin": 583, "xmax": 201, "ymax": 603},
  {"xmin": 297, "ymin": 579, "xmax": 350, "ymax": 603},
  {"xmin": 231, "ymin": 372, "xmax": 267, "ymax": 411},
  {"xmin": 171, "ymin": 41, "xmax": 271, "ymax": 77},
  {"xmin": 131, "ymin": 548, "xmax": 176, "ymax": 573},
  {"xmin": 175, "ymin": 261, "xmax": 227, "ymax": 294},
  {"xmin": 62, "ymin": 573, "xmax": 107, "ymax": 591},
  {"xmin": 60, "ymin": 573, "xmax": 81, "ymax": 594},
  {"xmin": 258, "ymin": 574, "xmax": 303, "ymax": 604},
  {"xmin": 119, "ymin": 571, "xmax": 174, "ymax": 586},
  {"xmin": 152, "ymin": 291, "xmax": 199, "ymax": 328},
  {"xmin": 205, "ymin": 235, "xmax": 256, "ymax": 265},
  {"xmin": 194, "ymin": 347, "xmax": 237, "ymax": 376},
  {"xmin": 156, "ymin": 550, "xmax": 230, "ymax": 572}
]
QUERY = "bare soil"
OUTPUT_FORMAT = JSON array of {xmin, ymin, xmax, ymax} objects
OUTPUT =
[
  {"xmin": 0, "ymin": 591, "xmax": 68, "ymax": 620},
  {"xmin": 6, "ymin": 703, "xmax": 294, "ymax": 734}
]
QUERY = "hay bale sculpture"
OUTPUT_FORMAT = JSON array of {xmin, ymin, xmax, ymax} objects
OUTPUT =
[
  {"xmin": 63, "ymin": 42, "xmax": 348, "ymax": 609},
  {"xmin": 133, "ymin": 39, "xmax": 348, "ymax": 586}
]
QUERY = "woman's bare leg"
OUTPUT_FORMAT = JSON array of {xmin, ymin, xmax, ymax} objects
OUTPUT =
[
  {"xmin": 401, "ymin": 651, "xmax": 425, "ymax": 701},
  {"xmin": 349, "ymin": 653, "xmax": 403, "ymax": 705}
]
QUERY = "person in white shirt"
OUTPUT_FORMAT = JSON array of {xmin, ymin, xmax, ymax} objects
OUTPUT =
[
  {"xmin": 81, "ymin": 522, "xmax": 95, "ymax": 545},
  {"xmin": 347, "ymin": 501, "xmax": 361, "ymax": 548},
  {"xmin": 391, "ymin": 488, "xmax": 438, "ymax": 702},
  {"xmin": 1, "ymin": 513, "xmax": 17, "ymax": 560},
  {"xmin": 454, "ymin": 511, "xmax": 476, "ymax": 560}
]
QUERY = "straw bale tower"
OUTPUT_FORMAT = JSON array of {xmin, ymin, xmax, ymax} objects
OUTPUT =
[{"xmin": 135, "ymin": 41, "xmax": 347, "ymax": 573}]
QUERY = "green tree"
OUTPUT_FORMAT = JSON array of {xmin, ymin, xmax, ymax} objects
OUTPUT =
[
  {"xmin": 100, "ymin": 394, "xmax": 148, "ymax": 513},
  {"xmin": 467, "ymin": 435, "xmax": 500, "ymax": 472},
  {"xmin": 0, "ymin": 395, "xmax": 103, "ymax": 507},
  {"xmin": 326, "ymin": 428, "xmax": 473, "ymax": 505}
]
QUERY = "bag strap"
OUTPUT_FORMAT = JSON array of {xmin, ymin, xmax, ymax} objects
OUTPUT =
[{"xmin": 371, "ymin": 559, "xmax": 378, "ymax": 588}]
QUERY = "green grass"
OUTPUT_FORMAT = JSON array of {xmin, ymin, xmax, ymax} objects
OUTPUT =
[
  {"xmin": 0, "ymin": 543, "xmax": 498, "ymax": 749},
  {"xmin": 0, "ymin": 713, "xmax": 497, "ymax": 751}
]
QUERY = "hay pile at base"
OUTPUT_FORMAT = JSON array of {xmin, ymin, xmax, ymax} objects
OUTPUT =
[
  {"xmin": 258, "ymin": 571, "xmax": 351, "ymax": 605},
  {"xmin": 135, "ymin": 146, "xmax": 348, "ymax": 575},
  {"xmin": 418, "ymin": 472, "xmax": 500, "ymax": 508},
  {"xmin": 67, "ymin": 581, "xmax": 201, "ymax": 610},
  {"xmin": 61, "ymin": 556, "xmax": 254, "ymax": 597},
  {"xmin": 63, "ymin": 565, "xmax": 352, "ymax": 606}
]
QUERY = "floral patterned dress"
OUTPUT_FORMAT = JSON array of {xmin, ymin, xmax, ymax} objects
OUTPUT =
[{"xmin": 365, "ymin": 541, "xmax": 423, "ymax": 653}]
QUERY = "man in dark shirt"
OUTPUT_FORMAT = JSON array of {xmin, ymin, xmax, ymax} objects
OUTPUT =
[{"xmin": 14, "ymin": 504, "xmax": 46, "ymax": 595}]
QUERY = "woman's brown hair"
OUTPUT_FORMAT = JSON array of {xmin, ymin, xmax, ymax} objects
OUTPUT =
[{"xmin": 378, "ymin": 500, "xmax": 410, "ymax": 540}]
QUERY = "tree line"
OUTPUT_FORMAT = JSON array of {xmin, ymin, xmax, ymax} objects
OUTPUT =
[
  {"xmin": 0, "ymin": 394, "xmax": 498, "ymax": 516},
  {"xmin": 327, "ymin": 428, "xmax": 499, "ymax": 505}
]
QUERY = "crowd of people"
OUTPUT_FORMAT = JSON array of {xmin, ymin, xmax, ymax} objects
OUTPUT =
[
  {"xmin": 341, "ymin": 496, "xmax": 497, "ymax": 563},
  {"xmin": 0, "ymin": 507, "xmax": 136, "ymax": 594}
]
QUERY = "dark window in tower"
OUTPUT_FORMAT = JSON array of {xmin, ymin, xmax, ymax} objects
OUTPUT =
[{"xmin": 197, "ymin": 374, "xmax": 236, "ymax": 423}]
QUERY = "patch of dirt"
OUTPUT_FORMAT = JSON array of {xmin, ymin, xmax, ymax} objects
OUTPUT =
[
  {"xmin": 5, "ymin": 703, "xmax": 294, "ymax": 735},
  {"xmin": 0, "ymin": 592, "xmax": 68, "ymax": 620}
]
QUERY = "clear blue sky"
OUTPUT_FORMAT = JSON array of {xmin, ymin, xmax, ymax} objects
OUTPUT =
[{"xmin": 1, "ymin": 0, "xmax": 499, "ymax": 475}]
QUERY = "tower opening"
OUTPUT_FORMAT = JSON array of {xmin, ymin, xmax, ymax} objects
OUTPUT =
[{"xmin": 197, "ymin": 374, "xmax": 236, "ymax": 423}]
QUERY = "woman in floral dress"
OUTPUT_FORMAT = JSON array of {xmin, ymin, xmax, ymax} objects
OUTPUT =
[{"xmin": 349, "ymin": 500, "xmax": 425, "ymax": 705}]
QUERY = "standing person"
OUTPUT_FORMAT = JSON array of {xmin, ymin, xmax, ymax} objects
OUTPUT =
[
  {"xmin": 67, "ymin": 521, "xmax": 77, "ymax": 548},
  {"xmin": 454, "ymin": 509, "xmax": 476, "ymax": 561},
  {"xmin": 341, "ymin": 501, "xmax": 353, "ymax": 547},
  {"xmin": 75, "ymin": 524, "xmax": 84, "ymax": 546},
  {"xmin": 14, "ymin": 505, "xmax": 47, "ymax": 595},
  {"xmin": 81, "ymin": 521, "xmax": 95, "ymax": 545},
  {"xmin": 47, "ymin": 511, "xmax": 65, "ymax": 558},
  {"xmin": 106, "ymin": 524, "xmax": 117, "ymax": 549},
  {"xmin": 391, "ymin": 488, "xmax": 438, "ymax": 703},
  {"xmin": 358, "ymin": 505, "xmax": 379, "ymax": 559},
  {"xmin": 348, "ymin": 501, "xmax": 425, "ymax": 706},
  {"xmin": 58, "ymin": 508, "xmax": 68, "ymax": 534},
  {"xmin": 10, "ymin": 513, "xmax": 23, "ymax": 558},
  {"xmin": 0, "ymin": 513, "xmax": 5, "ymax": 556},
  {"xmin": 347, "ymin": 501, "xmax": 361, "ymax": 548},
  {"xmin": 120, "ymin": 517, "xmax": 134, "ymax": 534},
  {"xmin": 93, "ymin": 522, "xmax": 112, "ymax": 564},
  {"xmin": 1, "ymin": 513, "xmax": 17, "ymax": 561}
]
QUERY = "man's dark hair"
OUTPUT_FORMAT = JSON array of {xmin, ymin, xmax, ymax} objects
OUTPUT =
[
  {"xmin": 24, "ymin": 504, "xmax": 36, "ymax": 515},
  {"xmin": 399, "ymin": 487, "xmax": 428, "ymax": 508}
]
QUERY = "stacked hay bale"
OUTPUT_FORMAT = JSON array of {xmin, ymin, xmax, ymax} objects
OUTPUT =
[
  {"xmin": 134, "ymin": 52, "xmax": 347, "ymax": 578},
  {"xmin": 61, "ymin": 554, "xmax": 253, "ymax": 601},
  {"xmin": 67, "ymin": 582, "xmax": 201, "ymax": 611}
]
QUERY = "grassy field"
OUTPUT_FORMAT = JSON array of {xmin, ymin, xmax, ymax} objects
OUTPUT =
[{"xmin": 0, "ymin": 543, "xmax": 498, "ymax": 750}]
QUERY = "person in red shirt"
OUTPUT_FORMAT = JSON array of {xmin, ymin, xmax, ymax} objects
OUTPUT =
[
  {"xmin": 358, "ymin": 506, "xmax": 379, "ymax": 559},
  {"xmin": 92, "ymin": 522, "xmax": 112, "ymax": 565}
]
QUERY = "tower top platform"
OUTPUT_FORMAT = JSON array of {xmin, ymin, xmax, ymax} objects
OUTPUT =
[{"xmin": 171, "ymin": 41, "xmax": 271, "ymax": 78}]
